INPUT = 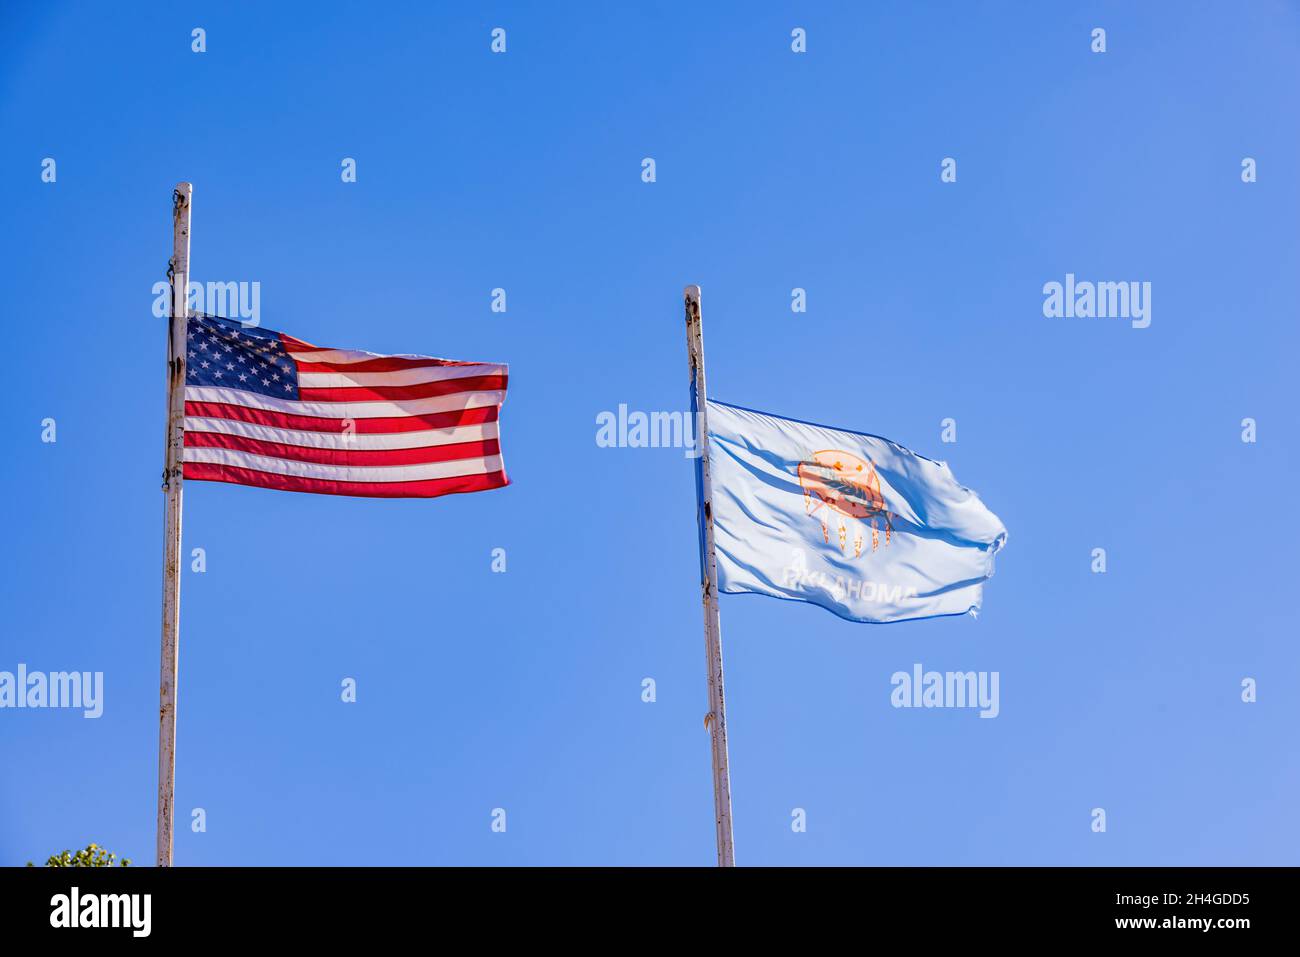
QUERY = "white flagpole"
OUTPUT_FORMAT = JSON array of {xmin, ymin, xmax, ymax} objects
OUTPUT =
[
  {"xmin": 157, "ymin": 182, "xmax": 191, "ymax": 867},
  {"xmin": 684, "ymin": 284, "xmax": 736, "ymax": 867}
]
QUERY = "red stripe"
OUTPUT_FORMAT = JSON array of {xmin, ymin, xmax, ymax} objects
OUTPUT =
[
  {"xmin": 298, "ymin": 373, "xmax": 507, "ymax": 403},
  {"xmin": 183, "ymin": 462, "xmax": 510, "ymax": 499},
  {"xmin": 184, "ymin": 430, "xmax": 499, "ymax": 466},
  {"xmin": 279, "ymin": 332, "xmax": 489, "ymax": 372},
  {"xmin": 294, "ymin": 356, "xmax": 489, "ymax": 373},
  {"xmin": 277, "ymin": 332, "xmax": 316, "ymax": 351},
  {"xmin": 184, "ymin": 401, "xmax": 499, "ymax": 434}
]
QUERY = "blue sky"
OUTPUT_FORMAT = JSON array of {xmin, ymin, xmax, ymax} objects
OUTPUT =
[{"xmin": 1, "ymin": 1, "xmax": 1297, "ymax": 866}]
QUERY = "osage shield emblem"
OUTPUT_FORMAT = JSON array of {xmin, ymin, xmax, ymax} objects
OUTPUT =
[{"xmin": 797, "ymin": 450, "xmax": 894, "ymax": 558}]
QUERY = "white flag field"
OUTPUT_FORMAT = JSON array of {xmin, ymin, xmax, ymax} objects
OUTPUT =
[{"xmin": 705, "ymin": 400, "xmax": 1008, "ymax": 624}]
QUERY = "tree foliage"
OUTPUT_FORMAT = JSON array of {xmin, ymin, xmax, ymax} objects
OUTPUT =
[{"xmin": 26, "ymin": 843, "xmax": 130, "ymax": 867}]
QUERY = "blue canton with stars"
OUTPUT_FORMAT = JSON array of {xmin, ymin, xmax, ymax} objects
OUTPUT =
[{"xmin": 185, "ymin": 314, "xmax": 299, "ymax": 399}]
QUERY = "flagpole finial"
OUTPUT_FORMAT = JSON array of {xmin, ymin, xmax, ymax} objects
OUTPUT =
[{"xmin": 684, "ymin": 284, "xmax": 701, "ymax": 302}]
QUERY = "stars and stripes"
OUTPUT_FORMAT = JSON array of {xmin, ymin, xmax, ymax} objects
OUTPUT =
[{"xmin": 182, "ymin": 315, "xmax": 509, "ymax": 498}]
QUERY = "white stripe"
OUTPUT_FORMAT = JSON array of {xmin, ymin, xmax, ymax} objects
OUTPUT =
[
  {"xmin": 184, "ymin": 416, "xmax": 497, "ymax": 450},
  {"xmin": 184, "ymin": 385, "xmax": 505, "ymax": 419},
  {"xmin": 183, "ymin": 447, "xmax": 503, "ymax": 482},
  {"xmin": 296, "ymin": 363, "xmax": 505, "ymax": 388}
]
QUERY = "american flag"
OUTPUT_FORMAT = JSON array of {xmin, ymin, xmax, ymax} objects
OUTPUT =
[{"xmin": 181, "ymin": 315, "xmax": 509, "ymax": 498}]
